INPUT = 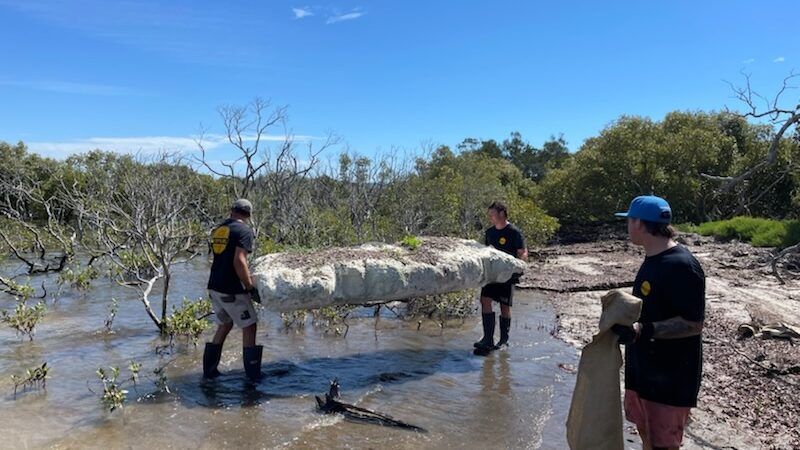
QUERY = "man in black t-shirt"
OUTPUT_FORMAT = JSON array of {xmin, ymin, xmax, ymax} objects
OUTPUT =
[
  {"xmin": 203, "ymin": 198, "xmax": 263, "ymax": 381},
  {"xmin": 474, "ymin": 201, "xmax": 527, "ymax": 351},
  {"xmin": 612, "ymin": 195, "xmax": 705, "ymax": 450}
]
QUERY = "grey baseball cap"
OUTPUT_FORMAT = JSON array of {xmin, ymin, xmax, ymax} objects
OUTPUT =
[{"xmin": 232, "ymin": 198, "xmax": 253, "ymax": 214}]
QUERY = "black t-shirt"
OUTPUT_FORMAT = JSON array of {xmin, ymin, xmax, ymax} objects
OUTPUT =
[
  {"xmin": 207, "ymin": 218, "xmax": 254, "ymax": 294},
  {"xmin": 625, "ymin": 245, "xmax": 706, "ymax": 407},
  {"xmin": 484, "ymin": 223, "xmax": 526, "ymax": 257}
]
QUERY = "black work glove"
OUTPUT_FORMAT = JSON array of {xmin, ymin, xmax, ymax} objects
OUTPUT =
[
  {"xmin": 248, "ymin": 287, "xmax": 262, "ymax": 304},
  {"xmin": 611, "ymin": 324, "xmax": 637, "ymax": 345},
  {"xmin": 509, "ymin": 272, "xmax": 522, "ymax": 285}
]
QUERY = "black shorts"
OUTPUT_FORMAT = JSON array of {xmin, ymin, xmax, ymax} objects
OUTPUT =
[{"xmin": 480, "ymin": 282, "xmax": 513, "ymax": 306}]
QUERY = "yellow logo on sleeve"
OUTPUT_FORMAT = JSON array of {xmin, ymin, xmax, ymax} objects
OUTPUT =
[
  {"xmin": 641, "ymin": 280, "xmax": 651, "ymax": 296},
  {"xmin": 211, "ymin": 226, "xmax": 230, "ymax": 255},
  {"xmin": 499, "ymin": 237, "xmax": 507, "ymax": 245}
]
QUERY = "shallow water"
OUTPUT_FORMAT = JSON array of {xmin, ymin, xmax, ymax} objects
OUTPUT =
[{"xmin": 0, "ymin": 259, "xmax": 579, "ymax": 449}]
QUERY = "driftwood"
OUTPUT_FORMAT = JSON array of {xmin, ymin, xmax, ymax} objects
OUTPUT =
[
  {"xmin": 315, "ymin": 379, "xmax": 426, "ymax": 432},
  {"xmin": 521, "ymin": 280, "xmax": 634, "ymax": 294},
  {"xmin": 771, "ymin": 243, "xmax": 800, "ymax": 285}
]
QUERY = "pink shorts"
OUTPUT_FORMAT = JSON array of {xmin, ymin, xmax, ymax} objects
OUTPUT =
[{"xmin": 624, "ymin": 389, "xmax": 691, "ymax": 448}]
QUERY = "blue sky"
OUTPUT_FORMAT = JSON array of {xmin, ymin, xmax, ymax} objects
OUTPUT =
[{"xmin": 0, "ymin": 0, "xmax": 798, "ymax": 161}]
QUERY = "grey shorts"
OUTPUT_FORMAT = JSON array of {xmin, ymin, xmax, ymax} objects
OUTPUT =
[{"xmin": 208, "ymin": 289, "xmax": 258, "ymax": 328}]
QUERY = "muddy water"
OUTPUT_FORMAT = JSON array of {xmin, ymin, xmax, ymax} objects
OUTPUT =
[{"xmin": 0, "ymin": 259, "xmax": 579, "ymax": 449}]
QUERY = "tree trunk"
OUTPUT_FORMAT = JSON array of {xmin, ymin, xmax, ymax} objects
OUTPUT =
[{"xmin": 160, "ymin": 268, "xmax": 171, "ymax": 335}]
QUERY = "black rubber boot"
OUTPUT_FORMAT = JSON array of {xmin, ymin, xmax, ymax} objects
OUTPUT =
[
  {"xmin": 243, "ymin": 345, "xmax": 263, "ymax": 382},
  {"xmin": 496, "ymin": 316, "xmax": 511, "ymax": 348},
  {"xmin": 473, "ymin": 313, "xmax": 496, "ymax": 349},
  {"xmin": 203, "ymin": 342, "xmax": 223, "ymax": 379}
]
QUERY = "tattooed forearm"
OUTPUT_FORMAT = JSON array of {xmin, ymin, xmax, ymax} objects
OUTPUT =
[{"xmin": 653, "ymin": 317, "xmax": 703, "ymax": 339}]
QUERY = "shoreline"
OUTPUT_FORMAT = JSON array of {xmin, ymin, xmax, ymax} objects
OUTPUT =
[{"xmin": 521, "ymin": 234, "xmax": 800, "ymax": 449}]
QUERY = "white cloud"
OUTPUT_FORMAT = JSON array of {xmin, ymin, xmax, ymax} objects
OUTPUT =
[
  {"xmin": 326, "ymin": 10, "xmax": 364, "ymax": 24},
  {"xmin": 0, "ymin": 79, "xmax": 141, "ymax": 96},
  {"xmin": 27, "ymin": 136, "xmax": 206, "ymax": 157},
  {"xmin": 774, "ymin": 56, "xmax": 786, "ymax": 63},
  {"xmin": 292, "ymin": 7, "xmax": 313, "ymax": 19},
  {"xmin": 25, "ymin": 133, "xmax": 317, "ymax": 158},
  {"xmin": 742, "ymin": 58, "xmax": 755, "ymax": 64}
]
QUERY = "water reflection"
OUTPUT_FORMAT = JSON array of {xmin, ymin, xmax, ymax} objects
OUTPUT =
[{"xmin": 480, "ymin": 349, "xmax": 513, "ymax": 396}]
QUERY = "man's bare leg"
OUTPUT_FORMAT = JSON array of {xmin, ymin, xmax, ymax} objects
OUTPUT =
[
  {"xmin": 212, "ymin": 322, "xmax": 233, "ymax": 345},
  {"xmin": 242, "ymin": 323, "xmax": 257, "ymax": 348}
]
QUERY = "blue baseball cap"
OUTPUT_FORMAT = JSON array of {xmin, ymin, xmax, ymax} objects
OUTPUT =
[{"xmin": 615, "ymin": 195, "xmax": 672, "ymax": 224}]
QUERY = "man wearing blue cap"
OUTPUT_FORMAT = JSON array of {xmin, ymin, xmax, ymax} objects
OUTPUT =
[{"xmin": 612, "ymin": 195, "xmax": 705, "ymax": 450}]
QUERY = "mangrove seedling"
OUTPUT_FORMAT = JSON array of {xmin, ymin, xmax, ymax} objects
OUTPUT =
[
  {"xmin": 164, "ymin": 297, "xmax": 213, "ymax": 346},
  {"xmin": 11, "ymin": 362, "xmax": 49, "ymax": 399},
  {"xmin": 1, "ymin": 298, "xmax": 47, "ymax": 341},
  {"xmin": 104, "ymin": 298, "xmax": 119, "ymax": 333},
  {"xmin": 281, "ymin": 309, "xmax": 308, "ymax": 330},
  {"xmin": 96, "ymin": 366, "xmax": 126, "ymax": 412}
]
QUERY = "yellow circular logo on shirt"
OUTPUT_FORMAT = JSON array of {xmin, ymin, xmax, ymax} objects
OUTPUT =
[
  {"xmin": 499, "ymin": 237, "xmax": 507, "ymax": 245},
  {"xmin": 641, "ymin": 280, "xmax": 651, "ymax": 296},
  {"xmin": 211, "ymin": 226, "xmax": 230, "ymax": 255}
]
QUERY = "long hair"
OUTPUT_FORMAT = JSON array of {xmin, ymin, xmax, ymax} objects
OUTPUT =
[{"xmin": 642, "ymin": 220, "xmax": 676, "ymax": 238}]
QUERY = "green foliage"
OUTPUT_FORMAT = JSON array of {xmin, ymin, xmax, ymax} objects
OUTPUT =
[
  {"xmin": 689, "ymin": 217, "xmax": 800, "ymax": 248},
  {"xmin": 11, "ymin": 362, "xmax": 49, "ymax": 399},
  {"xmin": 0, "ymin": 277, "xmax": 35, "ymax": 300},
  {"xmin": 256, "ymin": 236, "xmax": 286, "ymax": 255},
  {"xmin": 538, "ymin": 112, "xmax": 799, "ymax": 223},
  {"xmin": 400, "ymin": 235, "xmax": 422, "ymax": 250},
  {"xmin": 96, "ymin": 366, "xmax": 128, "ymax": 412},
  {"xmin": 1, "ymin": 298, "xmax": 46, "ymax": 341},
  {"xmin": 164, "ymin": 298, "xmax": 213, "ymax": 345},
  {"xmin": 58, "ymin": 266, "xmax": 99, "ymax": 291},
  {"xmin": 128, "ymin": 361, "xmax": 141, "ymax": 385},
  {"xmin": 406, "ymin": 289, "xmax": 478, "ymax": 324},
  {"xmin": 94, "ymin": 360, "xmax": 171, "ymax": 412},
  {"xmin": 458, "ymin": 132, "xmax": 570, "ymax": 182},
  {"xmin": 507, "ymin": 196, "xmax": 560, "ymax": 246},
  {"xmin": 280, "ymin": 309, "xmax": 308, "ymax": 329},
  {"xmin": 312, "ymin": 305, "xmax": 355, "ymax": 336},
  {"xmin": 115, "ymin": 250, "xmax": 157, "ymax": 279},
  {"xmin": 404, "ymin": 146, "xmax": 557, "ymax": 243},
  {"xmin": 0, "ymin": 218, "xmax": 66, "ymax": 256}
]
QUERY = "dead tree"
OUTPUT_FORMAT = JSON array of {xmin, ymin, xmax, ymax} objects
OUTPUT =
[
  {"xmin": 702, "ymin": 71, "xmax": 799, "ymax": 192},
  {"xmin": 195, "ymin": 97, "xmax": 339, "ymax": 247},
  {"xmin": 60, "ymin": 154, "xmax": 212, "ymax": 332},
  {"xmin": 701, "ymin": 72, "xmax": 800, "ymax": 283}
]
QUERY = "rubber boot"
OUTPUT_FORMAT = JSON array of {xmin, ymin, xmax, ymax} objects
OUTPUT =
[
  {"xmin": 243, "ymin": 345, "xmax": 263, "ymax": 382},
  {"xmin": 203, "ymin": 342, "xmax": 223, "ymax": 379},
  {"xmin": 496, "ymin": 316, "xmax": 511, "ymax": 348},
  {"xmin": 473, "ymin": 313, "xmax": 496, "ymax": 349}
]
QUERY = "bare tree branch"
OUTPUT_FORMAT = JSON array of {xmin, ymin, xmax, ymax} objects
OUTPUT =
[
  {"xmin": 702, "ymin": 72, "xmax": 800, "ymax": 193},
  {"xmin": 771, "ymin": 243, "xmax": 800, "ymax": 285},
  {"xmin": 58, "ymin": 152, "xmax": 210, "ymax": 332},
  {"xmin": 196, "ymin": 97, "xmax": 340, "ymax": 250}
]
